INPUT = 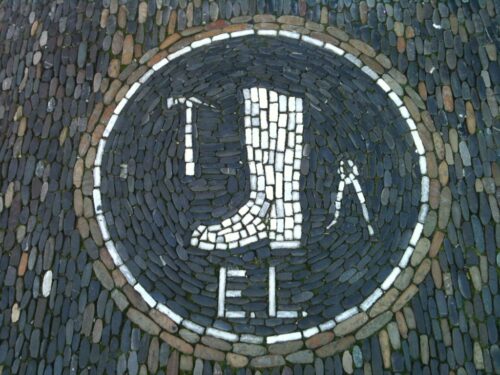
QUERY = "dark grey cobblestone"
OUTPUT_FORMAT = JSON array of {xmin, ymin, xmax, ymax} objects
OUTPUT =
[{"xmin": 0, "ymin": 0, "xmax": 498, "ymax": 374}]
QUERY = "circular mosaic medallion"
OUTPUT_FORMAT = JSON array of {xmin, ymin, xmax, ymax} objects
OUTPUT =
[{"xmin": 93, "ymin": 30, "xmax": 429, "ymax": 345}]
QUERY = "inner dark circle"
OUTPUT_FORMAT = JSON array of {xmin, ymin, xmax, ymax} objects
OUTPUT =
[{"xmin": 99, "ymin": 36, "xmax": 421, "ymax": 335}]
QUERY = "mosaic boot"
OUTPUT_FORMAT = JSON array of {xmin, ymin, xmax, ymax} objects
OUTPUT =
[{"xmin": 190, "ymin": 87, "xmax": 304, "ymax": 250}]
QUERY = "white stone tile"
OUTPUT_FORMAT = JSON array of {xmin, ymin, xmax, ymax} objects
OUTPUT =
[
  {"xmin": 190, "ymin": 237, "xmax": 199, "ymax": 247},
  {"xmin": 344, "ymin": 53, "xmax": 362, "ymax": 67},
  {"xmin": 267, "ymin": 332, "xmax": 302, "ymax": 344},
  {"xmin": 105, "ymin": 240, "xmax": 123, "ymax": 266},
  {"xmin": 269, "ymin": 103, "xmax": 279, "ymax": 121},
  {"xmin": 399, "ymin": 105, "xmax": 410, "ymax": 118},
  {"xmin": 381, "ymin": 267, "xmax": 401, "ymax": 290},
  {"xmin": 406, "ymin": 118, "xmax": 417, "ymax": 131},
  {"xmin": 269, "ymin": 240, "xmax": 300, "ymax": 249},
  {"xmin": 231, "ymin": 29, "xmax": 254, "ymax": 38},
  {"xmin": 324, "ymin": 43, "xmax": 344, "ymax": 55},
  {"xmin": 296, "ymin": 97, "xmax": 303, "ymax": 112},
  {"xmin": 257, "ymin": 29, "xmax": 278, "ymax": 36},
  {"xmin": 238, "ymin": 205, "xmax": 250, "ymax": 216},
  {"xmin": 277, "ymin": 129, "xmax": 286, "ymax": 151},
  {"xmin": 287, "ymin": 96, "xmax": 296, "ymax": 112},
  {"xmin": 152, "ymin": 58, "xmax": 169, "ymax": 71},
  {"xmin": 119, "ymin": 264, "xmax": 137, "ymax": 285},
  {"xmin": 241, "ymin": 334, "xmax": 264, "ymax": 344},
  {"xmin": 250, "ymin": 87, "xmax": 259, "ymax": 102},
  {"xmin": 279, "ymin": 95, "xmax": 287, "ymax": 111},
  {"xmin": 319, "ymin": 320, "xmax": 336, "ymax": 331},
  {"xmin": 261, "ymin": 130, "xmax": 269, "ymax": 148},
  {"xmin": 134, "ymin": 284, "xmax": 157, "ymax": 308},
  {"xmin": 114, "ymin": 98, "xmax": 128, "ymax": 115},
  {"xmin": 103, "ymin": 114, "xmax": 118, "ymax": 138},
  {"xmin": 268, "ymin": 266, "xmax": 276, "ymax": 316},
  {"xmin": 185, "ymin": 162, "xmax": 195, "ymax": 176},
  {"xmin": 250, "ymin": 175, "xmax": 257, "ymax": 190},
  {"xmin": 191, "ymin": 38, "xmax": 211, "ymax": 49},
  {"xmin": 389, "ymin": 91, "xmax": 403, "ymax": 107},
  {"xmin": 42, "ymin": 270, "xmax": 53, "ymax": 297},
  {"xmin": 361, "ymin": 65, "xmax": 378, "ymax": 80},
  {"xmin": 182, "ymin": 319, "xmax": 205, "ymax": 335},
  {"xmin": 293, "ymin": 158, "xmax": 301, "ymax": 170},
  {"xmin": 95, "ymin": 139, "xmax": 106, "ymax": 167},
  {"xmin": 166, "ymin": 97, "xmax": 175, "ymax": 108},
  {"xmin": 168, "ymin": 46, "xmax": 192, "ymax": 60},
  {"xmin": 225, "ymin": 232, "xmax": 240, "ymax": 243},
  {"xmin": 352, "ymin": 178, "xmax": 362, "ymax": 193},
  {"xmin": 409, "ymin": 223, "xmax": 424, "ymax": 246},
  {"xmin": 376, "ymin": 78, "xmax": 391, "ymax": 92},
  {"xmin": 302, "ymin": 35, "xmax": 324, "ymax": 47},
  {"xmin": 125, "ymin": 82, "xmax": 141, "ymax": 99},
  {"xmin": 199, "ymin": 241, "xmax": 215, "ymax": 251},
  {"xmin": 207, "ymin": 232, "xmax": 217, "ymax": 243},
  {"xmin": 411, "ymin": 130, "xmax": 425, "ymax": 155},
  {"xmin": 293, "ymin": 225, "xmax": 301, "ymax": 239},
  {"xmin": 303, "ymin": 327, "xmax": 320, "ymax": 338},
  {"xmin": 251, "ymin": 104, "xmax": 259, "ymax": 117},
  {"xmin": 419, "ymin": 155, "xmax": 427, "ymax": 174},
  {"xmin": 185, "ymin": 107, "xmax": 192, "ymax": 122},
  {"xmin": 421, "ymin": 176, "xmax": 430, "ymax": 203},
  {"xmin": 93, "ymin": 167, "xmax": 101, "ymax": 188},
  {"xmin": 206, "ymin": 328, "xmax": 239, "ymax": 342},
  {"xmin": 279, "ymin": 30, "xmax": 300, "ymax": 39},
  {"xmin": 240, "ymin": 235, "xmax": 258, "ymax": 246},
  {"xmin": 284, "ymin": 185, "xmax": 293, "ymax": 202},
  {"xmin": 212, "ymin": 33, "xmax": 230, "ymax": 41},
  {"xmin": 241, "ymin": 213, "xmax": 254, "ymax": 225},
  {"xmin": 276, "ymin": 311, "xmax": 298, "ymax": 318},
  {"xmin": 287, "ymin": 115, "xmax": 296, "ymax": 131},
  {"xmin": 227, "ymin": 269, "xmax": 246, "ymax": 277},
  {"xmin": 221, "ymin": 218, "xmax": 233, "ymax": 228},
  {"xmin": 184, "ymin": 148, "xmax": 193, "ymax": 162},
  {"xmin": 361, "ymin": 204, "xmax": 370, "ymax": 222},
  {"xmin": 398, "ymin": 246, "xmax": 414, "ymax": 268},
  {"xmin": 284, "ymin": 164, "xmax": 293, "ymax": 180},
  {"xmin": 360, "ymin": 288, "xmax": 383, "ymax": 311},
  {"xmin": 138, "ymin": 68, "xmax": 154, "ymax": 84},
  {"xmin": 118, "ymin": 165, "xmax": 129, "ymax": 180},
  {"xmin": 215, "ymin": 242, "xmax": 228, "ymax": 250},
  {"xmin": 260, "ymin": 201, "xmax": 272, "ymax": 216},
  {"xmin": 157, "ymin": 303, "xmax": 183, "ymax": 324},
  {"xmin": 96, "ymin": 214, "xmax": 110, "ymax": 241},
  {"xmin": 225, "ymin": 311, "xmax": 246, "ymax": 318},
  {"xmin": 335, "ymin": 306, "xmax": 358, "ymax": 322},
  {"xmin": 92, "ymin": 189, "xmax": 103, "ymax": 214},
  {"xmin": 258, "ymin": 87, "xmax": 268, "ymax": 108},
  {"xmin": 418, "ymin": 203, "xmax": 429, "ymax": 224}
]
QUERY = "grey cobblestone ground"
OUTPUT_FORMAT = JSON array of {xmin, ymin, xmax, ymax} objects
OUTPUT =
[{"xmin": 0, "ymin": 0, "xmax": 498, "ymax": 374}]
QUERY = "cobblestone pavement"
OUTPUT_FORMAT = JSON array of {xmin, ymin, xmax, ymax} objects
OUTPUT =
[{"xmin": 0, "ymin": 0, "xmax": 499, "ymax": 374}]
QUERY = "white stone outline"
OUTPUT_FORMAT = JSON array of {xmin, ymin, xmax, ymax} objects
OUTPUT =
[{"xmin": 93, "ymin": 29, "xmax": 430, "ymax": 344}]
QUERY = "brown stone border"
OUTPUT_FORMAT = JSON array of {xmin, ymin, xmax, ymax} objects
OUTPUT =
[{"xmin": 75, "ymin": 16, "xmax": 449, "ymax": 367}]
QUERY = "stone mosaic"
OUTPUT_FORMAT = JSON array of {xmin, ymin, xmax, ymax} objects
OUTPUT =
[
  {"xmin": 94, "ymin": 30, "xmax": 431, "ymax": 345},
  {"xmin": 0, "ymin": 0, "xmax": 498, "ymax": 373}
]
